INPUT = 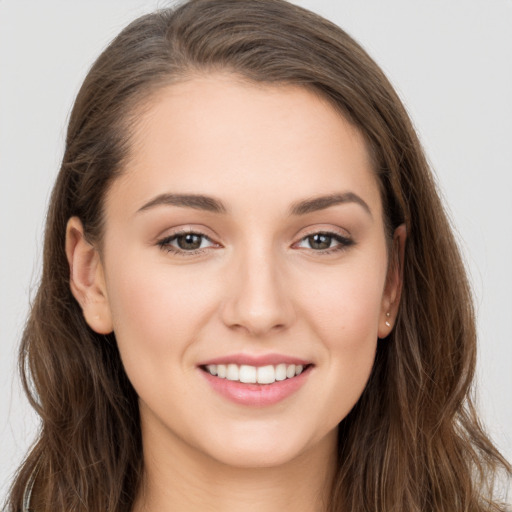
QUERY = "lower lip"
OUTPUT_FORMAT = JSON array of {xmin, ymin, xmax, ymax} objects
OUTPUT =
[{"xmin": 199, "ymin": 366, "xmax": 312, "ymax": 406}]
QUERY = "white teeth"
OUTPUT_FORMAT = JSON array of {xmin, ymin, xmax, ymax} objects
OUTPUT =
[
  {"xmin": 239, "ymin": 365, "xmax": 257, "ymax": 383},
  {"xmin": 205, "ymin": 363, "xmax": 307, "ymax": 384},
  {"xmin": 275, "ymin": 363, "xmax": 287, "ymax": 381},
  {"xmin": 206, "ymin": 364, "xmax": 217, "ymax": 376},
  {"xmin": 217, "ymin": 364, "xmax": 227, "ymax": 378},
  {"xmin": 257, "ymin": 365, "xmax": 276, "ymax": 384},
  {"xmin": 226, "ymin": 364, "xmax": 239, "ymax": 381}
]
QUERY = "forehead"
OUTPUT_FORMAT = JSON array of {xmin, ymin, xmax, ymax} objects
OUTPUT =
[{"xmin": 108, "ymin": 74, "xmax": 382, "ymax": 219}]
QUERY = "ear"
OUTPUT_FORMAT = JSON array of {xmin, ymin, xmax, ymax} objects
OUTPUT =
[
  {"xmin": 378, "ymin": 224, "xmax": 406, "ymax": 338},
  {"xmin": 65, "ymin": 217, "xmax": 113, "ymax": 334}
]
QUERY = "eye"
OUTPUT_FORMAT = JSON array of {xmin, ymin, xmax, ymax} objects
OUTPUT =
[
  {"xmin": 295, "ymin": 231, "xmax": 353, "ymax": 252},
  {"xmin": 158, "ymin": 231, "xmax": 217, "ymax": 254}
]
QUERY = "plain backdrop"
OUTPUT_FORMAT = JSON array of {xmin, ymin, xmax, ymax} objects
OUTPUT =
[{"xmin": 1, "ymin": 0, "xmax": 511, "ymax": 501}]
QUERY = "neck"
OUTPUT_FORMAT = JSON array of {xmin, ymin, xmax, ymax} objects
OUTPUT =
[{"xmin": 133, "ymin": 420, "xmax": 337, "ymax": 512}]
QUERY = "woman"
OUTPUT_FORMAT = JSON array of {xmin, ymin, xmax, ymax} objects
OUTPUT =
[{"xmin": 5, "ymin": 0, "xmax": 511, "ymax": 510}]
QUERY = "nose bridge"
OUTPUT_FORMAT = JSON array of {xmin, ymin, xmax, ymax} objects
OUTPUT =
[{"xmin": 222, "ymin": 238, "xmax": 294, "ymax": 336}]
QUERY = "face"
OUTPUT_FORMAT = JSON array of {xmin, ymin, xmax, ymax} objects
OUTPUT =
[{"xmin": 69, "ymin": 74, "xmax": 401, "ymax": 470}]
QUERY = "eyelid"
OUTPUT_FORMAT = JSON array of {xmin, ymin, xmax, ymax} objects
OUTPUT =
[
  {"xmin": 154, "ymin": 223, "xmax": 220, "ymax": 241},
  {"xmin": 297, "ymin": 224, "xmax": 350, "ymax": 238}
]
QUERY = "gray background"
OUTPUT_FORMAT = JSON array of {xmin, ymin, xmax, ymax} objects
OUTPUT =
[{"xmin": 1, "ymin": 0, "xmax": 511, "ymax": 501}]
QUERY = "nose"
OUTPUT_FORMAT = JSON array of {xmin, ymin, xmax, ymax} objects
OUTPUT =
[{"xmin": 220, "ymin": 246, "xmax": 295, "ymax": 337}]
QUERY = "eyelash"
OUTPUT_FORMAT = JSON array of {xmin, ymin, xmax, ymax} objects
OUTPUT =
[{"xmin": 157, "ymin": 230, "xmax": 354, "ymax": 256}]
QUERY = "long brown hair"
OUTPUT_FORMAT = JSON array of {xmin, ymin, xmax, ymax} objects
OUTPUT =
[{"xmin": 6, "ymin": 1, "xmax": 511, "ymax": 510}]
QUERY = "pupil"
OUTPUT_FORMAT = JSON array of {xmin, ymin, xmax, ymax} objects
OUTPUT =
[
  {"xmin": 178, "ymin": 234, "xmax": 202, "ymax": 250},
  {"xmin": 309, "ymin": 233, "xmax": 331, "ymax": 250}
]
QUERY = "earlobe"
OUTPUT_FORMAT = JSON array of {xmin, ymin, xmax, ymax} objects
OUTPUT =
[
  {"xmin": 378, "ymin": 224, "xmax": 407, "ymax": 338},
  {"xmin": 65, "ymin": 217, "xmax": 113, "ymax": 334}
]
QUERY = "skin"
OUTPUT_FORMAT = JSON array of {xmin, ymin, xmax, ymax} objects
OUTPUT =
[{"xmin": 66, "ymin": 74, "xmax": 405, "ymax": 512}]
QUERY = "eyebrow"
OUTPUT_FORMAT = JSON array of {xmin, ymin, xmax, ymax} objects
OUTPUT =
[
  {"xmin": 137, "ymin": 193, "xmax": 227, "ymax": 214},
  {"xmin": 136, "ymin": 191, "xmax": 372, "ymax": 217},
  {"xmin": 289, "ymin": 193, "xmax": 372, "ymax": 217}
]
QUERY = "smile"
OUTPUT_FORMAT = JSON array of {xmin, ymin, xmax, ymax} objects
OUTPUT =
[
  {"xmin": 204, "ymin": 363, "xmax": 305, "ymax": 384},
  {"xmin": 198, "ymin": 356, "xmax": 313, "ymax": 406}
]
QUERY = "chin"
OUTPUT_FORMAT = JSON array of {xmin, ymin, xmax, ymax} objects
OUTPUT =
[
  {"xmin": 197, "ymin": 423, "xmax": 336, "ymax": 470},
  {"xmin": 207, "ymin": 444, "xmax": 306, "ymax": 469}
]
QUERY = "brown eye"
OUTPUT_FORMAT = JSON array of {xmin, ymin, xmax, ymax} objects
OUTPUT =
[
  {"xmin": 158, "ymin": 231, "xmax": 216, "ymax": 254},
  {"xmin": 176, "ymin": 233, "xmax": 204, "ymax": 250},
  {"xmin": 295, "ymin": 231, "xmax": 354, "ymax": 253},
  {"xmin": 307, "ymin": 233, "xmax": 333, "ymax": 250}
]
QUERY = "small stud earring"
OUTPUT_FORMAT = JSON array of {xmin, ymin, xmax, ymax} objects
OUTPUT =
[{"xmin": 385, "ymin": 312, "xmax": 391, "ymax": 327}]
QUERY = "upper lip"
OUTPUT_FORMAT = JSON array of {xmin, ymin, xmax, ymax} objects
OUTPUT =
[{"xmin": 197, "ymin": 353, "xmax": 312, "ymax": 367}]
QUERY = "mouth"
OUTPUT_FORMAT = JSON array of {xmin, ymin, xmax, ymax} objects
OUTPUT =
[
  {"xmin": 198, "ymin": 358, "xmax": 313, "ymax": 406},
  {"xmin": 200, "ymin": 363, "xmax": 310, "ymax": 385}
]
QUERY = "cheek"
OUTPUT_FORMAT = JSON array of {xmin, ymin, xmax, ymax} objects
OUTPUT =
[
  {"xmin": 317, "ymin": 278, "xmax": 382, "ymax": 378},
  {"xmin": 103, "ymin": 248, "xmax": 217, "ymax": 366},
  {"xmin": 295, "ymin": 254, "xmax": 387, "ymax": 418},
  {"xmin": 302, "ymin": 262, "xmax": 387, "ymax": 348}
]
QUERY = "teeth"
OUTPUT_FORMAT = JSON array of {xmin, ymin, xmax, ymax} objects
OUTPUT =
[
  {"xmin": 257, "ymin": 365, "xmax": 275, "ymax": 384},
  {"xmin": 226, "ymin": 364, "xmax": 239, "ymax": 381},
  {"xmin": 205, "ymin": 363, "xmax": 306, "ymax": 384},
  {"xmin": 275, "ymin": 363, "xmax": 287, "ymax": 381},
  {"xmin": 239, "ymin": 365, "xmax": 257, "ymax": 383}
]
